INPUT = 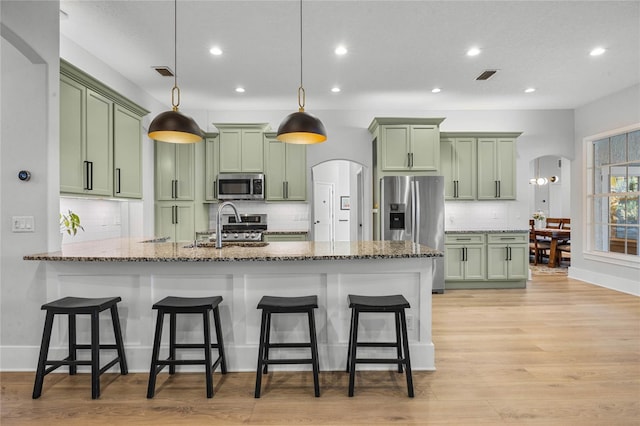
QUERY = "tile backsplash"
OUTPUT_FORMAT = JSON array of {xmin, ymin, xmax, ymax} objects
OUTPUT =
[{"xmin": 444, "ymin": 201, "xmax": 526, "ymax": 231}]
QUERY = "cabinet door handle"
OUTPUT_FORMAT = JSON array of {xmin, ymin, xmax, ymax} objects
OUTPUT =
[
  {"xmin": 83, "ymin": 161, "xmax": 90, "ymax": 190},
  {"xmin": 410, "ymin": 152, "xmax": 414, "ymax": 168},
  {"xmin": 175, "ymin": 205, "xmax": 179, "ymax": 224},
  {"xmin": 495, "ymin": 180, "xmax": 499, "ymax": 198},
  {"xmin": 456, "ymin": 237, "xmax": 472, "ymax": 241},
  {"xmin": 505, "ymin": 246, "xmax": 509, "ymax": 261},
  {"xmin": 509, "ymin": 246, "xmax": 512, "ymax": 261},
  {"xmin": 497, "ymin": 180, "xmax": 501, "ymax": 198},
  {"xmin": 407, "ymin": 153, "xmax": 411, "ymax": 168},
  {"xmin": 213, "ymin": 180, "xmax": 217, "ymax": 198},
  {"xmin": 115, "ymin": 168, "xmax": 121, "ymax": 194},
  {"xmin": 88, "ymin": 161, "xmax": 93, "ymax": 190},
  {"xmin": 172, "ymin": 180, "xmax": 179, "ymax": 199},
  {"xmin": 454, "ymin": 180, "xmax": 458, "ymax": 198},
  {"xmin": 286, "ymin": 181, "xmax": 289, "ymax": 199}
]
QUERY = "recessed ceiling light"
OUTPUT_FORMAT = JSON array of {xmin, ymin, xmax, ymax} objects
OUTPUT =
[
  {"xmin": 335, "ymin": 45, "xmax": 348, "ymax": 56},
  {"xmin": 524, "ymin": 87, "xmax": 536, "ymax": 93},
  {"xmin": 431, "ymin": 88, "xmax": 441, "ymax": 93},
  {"xmin": 209, "ymin": 46, "xmax": 223, "ymax": 56},
  {"xmin": 235, "ymin": 87, "xmax": 245, "ymax": 93},
  {"xmin": 331, "ymin": 87, "xmax": 341, "ymax": 93},
  {"xmin": 590, "ymin": 47, "xmax": 606, "ymax": 56},
  {"xmin": 467, "ymin": 47, "xmax": 481, "ymax": 56}
]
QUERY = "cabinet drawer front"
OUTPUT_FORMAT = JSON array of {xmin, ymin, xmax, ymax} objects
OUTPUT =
[
  {"xmin": 445, "ymin": 234, "xmax": 485, "ymax": 244},
  {"xmin": 487, "ymin": 233, "xmax": 527, "ymax": 244}
]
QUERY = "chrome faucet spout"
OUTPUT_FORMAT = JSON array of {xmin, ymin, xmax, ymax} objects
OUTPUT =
[{"xmin": 216, "ymin": 201, "xmax": 241, "ymax": 249}]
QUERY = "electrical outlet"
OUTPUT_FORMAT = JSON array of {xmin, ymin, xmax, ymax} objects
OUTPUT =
[
  {"xmin": 406, "ymin": 314, "xmax": 414, "ymax": 331},
  {"xmin": 12, "ymin": 216, "xmax": 35, "ymax": 233}
]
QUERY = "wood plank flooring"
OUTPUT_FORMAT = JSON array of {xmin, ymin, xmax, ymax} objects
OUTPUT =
[{"xmin": 2, "ymin": 274, "xmax": 639, "ymax": 425}]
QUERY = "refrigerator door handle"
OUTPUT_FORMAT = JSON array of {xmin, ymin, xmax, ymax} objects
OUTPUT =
[{"xmin": 414, "ymin": 180, "xmax": 420, "ymax": 244}]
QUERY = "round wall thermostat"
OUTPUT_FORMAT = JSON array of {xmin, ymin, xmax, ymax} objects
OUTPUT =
[{"xmin": 18, "ymin": 170, "xmax": 31, "ymax": 181}]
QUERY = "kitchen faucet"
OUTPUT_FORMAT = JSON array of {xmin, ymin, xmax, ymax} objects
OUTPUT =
[{"xmin": 216, "ymin": 201, "xmax": 242, "ymax": 249}]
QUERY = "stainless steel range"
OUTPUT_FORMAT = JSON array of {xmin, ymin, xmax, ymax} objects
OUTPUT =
[{"xmin": 213, "ymin": 213, "xmax": 267, "ymax": 242}]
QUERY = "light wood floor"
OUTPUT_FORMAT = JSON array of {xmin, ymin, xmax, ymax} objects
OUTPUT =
[{"xmin": 2, "ymin": 274, "xmax": 639, "ymax": 425}]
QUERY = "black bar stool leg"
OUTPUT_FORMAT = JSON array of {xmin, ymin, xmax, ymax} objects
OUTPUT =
[
  {"xmin": 308, "ymin": 310, "xmax": 320, "ymax": 397},
  {"xmin": 400, "ymin": 310, "xmax": 414, "ymax": 397},
  {"xmin": 33, "ymin": 311, "xmax": 55, "ymax": 399},
  {"xmin": 395, "ymin": 311, "xmax": 403, "ymax": 373},
  {"xmin": 147, "ymin": 310, "xmax": 165, "ymax": 399},
  {"xmin": 110, "ymin": 305, "xmax": 128, "ymax": 374},
  {"xmin": 169, "ymin": 312, "xmax": 177, "ymax": 375},
  {"xmin": 346, "ymin": 308, "xmax": 355, "ymax": 373},
  {"xmin": 203, "ymin": 310, "xmax": 214, "ymax": 398},
  {"xmin": 348, "ymin": 309, "xmax": 359, "ymax": 397},
  {"xmin": 90, "ymin": 311, "xmax": 100, "ymax": 399},
  {"xmin": 212, "ymin": 306, "xmax": 227, "ymax": 374},
  {"xmin": 68, "ymin": 314, "xmax": 77, "ymax": 375},
  {"xmin": 255, "ymin": 310, "xmax": 269, "ymax": 398},
  {"xmin": 262, "ymin": 311, "xmax": 272, "ymax": 374}
]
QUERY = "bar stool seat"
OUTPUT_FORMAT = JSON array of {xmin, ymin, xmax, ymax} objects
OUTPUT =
[
  {"xmin": 346, "ymin": 294, "xmax": 413, "ymax": 397},
  {"xmin": 32, "ymin": 296, "xmax": 128, "ymax": 399},
  {"xmin": 255, "ymin": 295, "xmax": 320, "ymax": 398},
  {"xmin": 147, "ymin": 296, "xmax": 227, "ymax": 399}
]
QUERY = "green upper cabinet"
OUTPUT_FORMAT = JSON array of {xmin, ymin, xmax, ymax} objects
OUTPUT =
[
  {"xmin": 477, "ymin": 137, "xmax": 517, "ymax": 200},
  {"xmin": 215, "ymin": 123, "xmax": 269, "ymax": 173},
  {"xmin": 113, "ymin": 105, "xmax": 142, "ymax": 198},
  {"xmin": 264, "ymin": 132, "xmax": 307, "ymax": 201},
  {"xmin": 440, "ymin": 137, "xmax": 476, "ymax": 200},
  {"xmin": 60, "ymin": 60, "xmax": 148, "ymax": 198},
  {"xmin": 204, "ymin": 133, "xmax": 219, "ymax": 201},
  {"xmin": 155, "ymin": 142, "xmax": 195, "ymax": 201},
  {"xmin": 60, "ymin": 75, "xmax": 86, "ymax": 194},
  {"xmin": 369, "ymin": 117, "xmax": 445, "ymax": 175}
]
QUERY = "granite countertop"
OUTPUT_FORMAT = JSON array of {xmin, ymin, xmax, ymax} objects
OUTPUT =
[
  {"xmin": 23, "ymin": 238, "xmax": 442, "ymax": 262},
  {"xmin": 445, "ymin": 229, "xmax": 528, "ymax": 234}
]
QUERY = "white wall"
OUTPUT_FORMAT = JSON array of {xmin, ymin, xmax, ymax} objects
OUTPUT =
[
  {"xmin": 1, "ymin": 0, "xmax": 60, "ymax": 367},
  {"xmin": 571, "ymin": 84, "xmax": 640, "ymax": 295}
]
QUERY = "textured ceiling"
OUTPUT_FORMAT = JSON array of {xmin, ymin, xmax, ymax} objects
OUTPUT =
[{"xmin": 59, "ymin": 0, "xmax": 640, "ymax": 112}]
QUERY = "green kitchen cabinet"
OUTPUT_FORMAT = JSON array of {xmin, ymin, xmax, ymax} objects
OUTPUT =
[
  {"xmin": 155, "ymin": 202, "xmax": 195, "ymax": 242},
  {"xmin": 113, "ymin": 105, "xmax": 142, "ymax": 198},
  {"xmin": 444, "ymin": 233, "xmax": 485, "ymax": 281},
  {"xmin": 60, "ymin": 74, "xmax": 113, "ymax": 196},
  {"xmin": 60, "ymin": 60, "xmax": 148, "ymax": 198},
  {"xmin": 440, "ymin": 137, "xmax": 476, "ymax": 200},
  {"xmin": 204, "ymin": 133, "xmax": 220, "ymax": 201},
  {"xmin": 380, "ymin": 124, "xmax": 440, "ymax": 172},
  {"xmin": 263, "ymin": 233, "xmax": 308, "ymax": 242},
  {"xmin": 486, "ymin": 233, "xmax": 528, "ymax": 280},
  {"xmin": 477, "ymin": 138, "xmax": 517, "ymax": 200},
  {"xmin": 215, "ymin": 124, "xmax": 268, "ymax": 173},
  {"xmin": 155, "ymin": 142, "xmax": 195, "ymax": 201},
  {"xmin": 264, "ymin": 133, "xmax": 307, "ymax": 201}
]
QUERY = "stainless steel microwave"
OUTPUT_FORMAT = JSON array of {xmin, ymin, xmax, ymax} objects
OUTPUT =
[{"xmin": 217, "ymin": 173, "xmax": 265, "ymax": 200}]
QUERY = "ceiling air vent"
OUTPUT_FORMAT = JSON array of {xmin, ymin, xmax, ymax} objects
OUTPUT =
[
  {"xmin": 476, "ymin": 69, "xmax": 498, "ymax": 81},
  {"xmin": 153, "ymin": 66, "xmax": 174, "ymax": 77}
]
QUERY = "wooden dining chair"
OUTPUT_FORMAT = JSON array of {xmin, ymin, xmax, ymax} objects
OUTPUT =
[
  {"xmin": 546, "ymin": 218, "xmax": 563, "ymax": 229},
  {"xmin": 529, "ymin": 220, "xmax": 550, "ymax": 265}
]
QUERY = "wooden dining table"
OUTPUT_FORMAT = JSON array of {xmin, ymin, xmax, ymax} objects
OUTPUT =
[{"xmin": 535, "ymin": 228, "xmax": 571, "ymax": 267}]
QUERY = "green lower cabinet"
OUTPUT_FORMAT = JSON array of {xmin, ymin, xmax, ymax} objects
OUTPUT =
[
  {"xmin": 156, "ymin": 203, "xmax": 195, "ymax": 242},
  {"xmin": 263, "ymin": 233, "xmax": 308, "ymax": 242},
  {"xmin": 445, "ymin": 232, "xmax": 528, "ymax": 289}
]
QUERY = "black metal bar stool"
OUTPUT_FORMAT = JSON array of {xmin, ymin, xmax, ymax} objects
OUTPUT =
[
  {"xmin": 32, "ymin": 296, "xmax": 128, "ymax": 399},
  {"xmin": 346, "ymin": 294, "xmax": 414, "ymax": 397},
  {"xmin": 147, "ymin": 296, "xmax": 227, "ymax": 398},
  {"xmin": 255, "ymin": 295, "xmax": 320, "ymax": 398}
]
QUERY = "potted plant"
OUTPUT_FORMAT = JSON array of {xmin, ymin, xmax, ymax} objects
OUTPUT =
[{"xmin": 60, "ymin": 209, "xmax": 84, "ymax": 236}]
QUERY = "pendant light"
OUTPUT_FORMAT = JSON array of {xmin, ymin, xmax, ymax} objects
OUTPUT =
[
  {"xmin": 277, "ymin": 0, "xmax": 327, "ymax": 144},
  {"xmin": 148, "ymin": 0, "xmax": 203, "ymax": 144}
]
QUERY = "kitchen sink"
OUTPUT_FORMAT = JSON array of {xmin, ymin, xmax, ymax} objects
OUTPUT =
[{"xmin": 185, "ymin": 241, "xmax": 269, "ymax": 248}]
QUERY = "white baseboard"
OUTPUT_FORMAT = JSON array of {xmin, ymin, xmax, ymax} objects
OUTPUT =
[{"xmin": 568, "ymin": 267, "xmax": 640, "ymax": 296}]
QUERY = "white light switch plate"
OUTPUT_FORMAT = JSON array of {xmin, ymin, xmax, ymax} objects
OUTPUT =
[{"xmin": 12, "ymin": 216, "xmax": 35, "ymax": 232}]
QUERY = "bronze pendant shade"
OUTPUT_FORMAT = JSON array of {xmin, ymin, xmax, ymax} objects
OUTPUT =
[
  {"xmin": 148, "ymin": 108, "xmax": 204, "ymax": 144},
  {"xmin": 277, "ymin": 109, "xmax": 327, "ymax": 144},
  {"xmin": 276, "ymin": 0, "xmax": 327, "ymax": 144},
  {"xmin": 147, "ymin": 0, "xmax": 203, "ymax": 144}
]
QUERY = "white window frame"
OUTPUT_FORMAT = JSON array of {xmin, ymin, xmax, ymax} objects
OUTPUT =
[{"xmin": 583, "ymin": 123, "xmax": 640, "ymax": 269}]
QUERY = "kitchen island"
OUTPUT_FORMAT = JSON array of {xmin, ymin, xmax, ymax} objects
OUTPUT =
[{"xmin": 24, "ymin": 239, "xmax": 441, "ymax": 372}]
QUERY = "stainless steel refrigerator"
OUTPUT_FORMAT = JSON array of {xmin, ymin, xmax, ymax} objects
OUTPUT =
[{"xmin": 380, "ymin": 176, "xmax": 445, "ymax": 293}]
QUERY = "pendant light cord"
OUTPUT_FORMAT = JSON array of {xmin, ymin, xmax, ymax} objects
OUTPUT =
[
  {"xmin": 297, "ymin": 0, "xmax": 305, "ymax": 111},
  {"xmin": 171, "ymin": 0, "xmax": 181, "ymax": 111}
]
